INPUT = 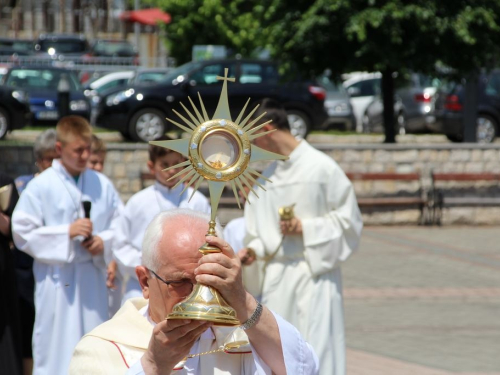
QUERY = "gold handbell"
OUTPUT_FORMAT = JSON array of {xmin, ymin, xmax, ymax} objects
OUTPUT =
[{"xmin": 167, "ymin": 220, "xmax": 240, "ymax": 326}]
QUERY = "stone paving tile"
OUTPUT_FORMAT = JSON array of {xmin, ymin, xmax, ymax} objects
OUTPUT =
[{"xmin": 344, "ymin": 227, "xmax": 500, "ymax": 374}]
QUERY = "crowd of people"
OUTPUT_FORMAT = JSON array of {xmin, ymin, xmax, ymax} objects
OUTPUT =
[{"xmin": 0, "ymin": 99, "xmax": 362, "ymax": 375}]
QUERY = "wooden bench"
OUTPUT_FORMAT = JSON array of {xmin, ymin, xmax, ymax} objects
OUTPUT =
[
  {"xmin": 431, "ymin": 172, "xmax": 500, "ymax": 224},
  {"xmin": 345, "ymin": 172, "xmax": 433, "ymax": 224}
]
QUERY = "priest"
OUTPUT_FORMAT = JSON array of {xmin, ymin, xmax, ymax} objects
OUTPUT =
[
  {"xmin": 241, "ymin": 99, "xmax": 363, "ymax": 375},
  {"xmin": 12, "ymin": 116, "xmax": 124, "ymax": 375},
  {"xmin": 70, "ymin": 209, "xmax": 319, "ymax": 374}
]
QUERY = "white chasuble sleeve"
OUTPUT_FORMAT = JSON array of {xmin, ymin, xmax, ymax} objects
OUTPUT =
[
  {"xmin": 12, "ymin": 188, "xmax": 74, "ymax": 264},
  {"xmin": 301, "ymin": 168, "xmax": 363, "ymax": 276},
  {"xmin": 263, "ymin": 312, "xmax": 319, "ymax": 375}
]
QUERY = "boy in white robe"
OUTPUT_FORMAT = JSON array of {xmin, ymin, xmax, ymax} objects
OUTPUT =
[
  {"xmin": 241, "ymin": 99, "xmax": 363, "ymax": 375},
  {"xmin": 114, "ymin": 136, "xmax": 210, "ymax": 304},
  {"xmin": 12, "ymin": 116, "xmax": 124, "ymax": 375},
  {"xmin": 70, "ymin": 209, "xmax": 319, "ymax": 374}
]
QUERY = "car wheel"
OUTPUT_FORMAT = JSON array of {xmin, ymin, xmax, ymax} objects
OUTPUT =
[
  {"xmin": 129, "ymin": 108, "xmax": 167, "ymax": 142},
  {"xmin": 0, "ymin": 107, "xmax": 9, "ymax": 140},
  {"xmin": 476, "ymin": 114, "xmax": 497, "ymax": 143},
  {"xmin": 286, "ymin": 110, "xmax": 311, "ymax": 140}
]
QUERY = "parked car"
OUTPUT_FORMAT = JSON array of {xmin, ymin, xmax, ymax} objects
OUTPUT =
[
  {"xmin": 0, "ymin": 38, "xmax": 34, "ymax": 59},
  {"xmin": 88, "ymin": 39, "xmax": 139, "ymax": 65},
  {"xmin": 83, "ymin": 71, "xmax": 135, "ymax": 102},
  {"xmin": 96, "ymin": 59, "xmax": 327, "ymax": 142},
  {"xmin": 2, "ymin": 66, "xmax": 90, "ymax": 125},
  {"xmin": 344, "ymin": 72, "xmax": 441, "ymax": 134},
  {"xmin": 430, "ymin": 71, "xmax": 500, "ymax": 143},
  {"xmin": 318, "ymin": 73, "xmax": 355, "ymax": 131},
  {"xmin": 0, "ymin": 85, "xmax": 31, "ymax": 139},
  {"xmin": 34, "ymin": 34, "xmax": 90, "ymax": 61},
  {"xmin": 343, "ymin": 72, "xmax": 381, "ymax": 132}
]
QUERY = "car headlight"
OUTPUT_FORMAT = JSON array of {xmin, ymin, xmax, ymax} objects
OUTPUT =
[
  {"xmin": 70, "ymin": 100, "xmax": 89, "ymax": 111},
  {"xmin": 105, "ymin": 89, "xmax": 135, "ymax": 106},
  {"xmin": 12, "ymin": 90, "xmax": 29, "ymax": 104}
]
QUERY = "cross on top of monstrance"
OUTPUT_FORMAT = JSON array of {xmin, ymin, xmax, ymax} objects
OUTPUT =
[{"xmin": 149, "ymin": 68, "xmax": 287, "ymax": 326}]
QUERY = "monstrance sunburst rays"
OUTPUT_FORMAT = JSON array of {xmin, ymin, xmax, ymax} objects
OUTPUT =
[{"xmin": 150, "ymin": 68, "xmax": 287, "ymax": 221}]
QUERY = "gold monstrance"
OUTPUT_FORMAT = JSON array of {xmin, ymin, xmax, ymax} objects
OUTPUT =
[{"xmin": 150, "ymin": 68, "xmax": 287, "ymax": 326}]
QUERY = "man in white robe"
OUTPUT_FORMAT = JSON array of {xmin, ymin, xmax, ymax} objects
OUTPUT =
[
  {"xmin": 70, "ymin": 209, "xmax": 319, "ymax": 374},
  {"xmin": 114, "ymin": 139, "xmax": 210, "ymax": 303},
  {"xmin": 12, "ymin": 116, "xmax": 124, "ymax": 375},
  {"xmin": 242, "ymin": 99, "xmax": 363, "ymax": 375}
]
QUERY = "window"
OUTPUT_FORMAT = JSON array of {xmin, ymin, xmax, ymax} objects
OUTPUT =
[
  {"xmin": 240, "ymin": 63, "xmax": 279, "ymax": 84},
  {"xmin": 190, "ymin": 64, "xmax": 236, "ymax": 86}
]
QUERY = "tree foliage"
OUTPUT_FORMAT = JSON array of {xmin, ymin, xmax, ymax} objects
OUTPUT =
[
  {"xmin": 261, "ymin": 1, "xmax": 500, "ymax": 142},
  {"xmin": 149, "ymin": 0, "xmax": 500, "ymax": 142},
  {"xmin": 150, "ymin": 0, "xmax": 275, "ymax": 64}
]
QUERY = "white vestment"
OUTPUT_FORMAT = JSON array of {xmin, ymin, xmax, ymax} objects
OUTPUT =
[
  {"xmin": 114, "ymin": 181, "xmax": 210, "ymax": 303},
  {"xmin": 223, "ymin": 216, "xmax": 246, "ymax": 253},
  {"xmin": 12, "ymin": 159, "xmax": 124, "ymax": 375},
  {"xmin": 69, "ymin": 298, "xmax": 319, "ymax": 375},
  {"xmin": 244, "ymin": 140, "xmax": 363, "ymax": 375}
]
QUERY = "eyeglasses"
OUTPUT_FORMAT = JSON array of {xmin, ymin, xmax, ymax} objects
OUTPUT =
[{"xmin": 149, "ymin": 269, "xmax": 195, "ymax": 298}]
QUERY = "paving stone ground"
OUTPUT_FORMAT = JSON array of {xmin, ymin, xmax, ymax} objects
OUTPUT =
[{"xmin": 343, "ymin": 226, "xmax": 500, "ymax": 374}]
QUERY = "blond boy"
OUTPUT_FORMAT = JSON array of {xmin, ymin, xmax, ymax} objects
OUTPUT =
[{"xmin": 12, "ymin": 116, "xmax": 124, "ymax": 375}]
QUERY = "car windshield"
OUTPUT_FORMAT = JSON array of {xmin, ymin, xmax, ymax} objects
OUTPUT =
[
  {"xmin": 93, "ymin": 41, "xmax": 135, "ymax": 56},
  {"xmin": 5, "ymin": 69, "xmax": 81, "ymax": 90},
  {"xmin": 160, "ymin": 61, "xmax": 203, "ymax": 84},
  {"xmin": 39, "ymin": 40, "xmax": 87, "ymax": 54},
  {"xmin": 135, "ymin": 71, "xmax": 170, "ymax": 84}
]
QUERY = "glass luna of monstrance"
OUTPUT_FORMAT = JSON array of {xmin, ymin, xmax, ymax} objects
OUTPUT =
[{"xmin": 150, "ymin": 68, "xmax": 287, "ymax": 326}]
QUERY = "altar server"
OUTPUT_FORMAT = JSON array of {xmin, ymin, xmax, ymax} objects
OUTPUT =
[
  {"xmin": 242, "ymin": 99, "xmax": 363, "ymax": 375},
  {"xmin": 12, "ymin": 116, "xmax": 124, "ymax": 375},
  {"xmin": 114, "ymin": 136, "xmax": 210, "ymax": 304}
]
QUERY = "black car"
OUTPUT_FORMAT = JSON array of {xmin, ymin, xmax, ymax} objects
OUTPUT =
[
  {"xmin": 96, "ymin": 59, "xmax": 327, "ymax": 142},
  {"xmin": 430, "ymin": 71, "xmax": 500, "ymax": 143},
  {"xmin": 34, "ymin": 33, "xmax": 90, "ymax": 61},
  {"xmin": 0, "ymin": 85, "xmax": 31, "ymax": 139},
  {"xmin": 2, "ymin": 66, "xmax": 91, "ymax": 125}
]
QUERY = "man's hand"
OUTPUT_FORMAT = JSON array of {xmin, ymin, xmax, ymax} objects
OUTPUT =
[
  {"xmin": 82, "ymin": 235, "xmax": 104, "ymax": 256},
  {"xmin": 69, "ymin": 218, "xmax": 92, "ymax": 239},
  {"xmin": 0, "ymin": 212, "xmax": 10, "ymax": 237},
  {"xmin": 195, "ymin": 236, "xmax": 247, "ymax": 315},
  {"xmin": 141, "ymin": 319, "xmax": 211, "ymax": 375},
  {"xmin": 238, "ymin": 248, "xmax": 256, "ymax": 266},
  {"xmin": 280, "ymin": 217, "xmax": 302, "ymax": 236},
  {"xmin": 106, "ymin": 260, "xmax": 117, "ymax": 289}
]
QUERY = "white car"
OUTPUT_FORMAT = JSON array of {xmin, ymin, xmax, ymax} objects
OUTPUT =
[
  {"xmin": 84, "ymin": 71, "xmax": 135, "ymax": 102},
  {"xmin": 342, "ymin": 72, "xmax": 382, "ymax": 132}
]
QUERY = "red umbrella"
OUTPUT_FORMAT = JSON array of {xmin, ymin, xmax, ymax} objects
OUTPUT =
[{"xmin": 120, "ymin": 8, "xmax": 171, "ymax": 26}]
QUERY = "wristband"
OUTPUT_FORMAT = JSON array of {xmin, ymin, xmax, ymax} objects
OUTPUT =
[{"xmin": 240, "ymin": 300, "xmax": 263, "ymax": 330}]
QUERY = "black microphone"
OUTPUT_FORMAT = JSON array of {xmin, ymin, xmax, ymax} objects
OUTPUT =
[
  {"xmin": 82, "ymin": 201, "xmax": 92, "ymax": 219},
  {"xmin": 82, "ymin": 201, "xmax": 92, "ymax": 240}
]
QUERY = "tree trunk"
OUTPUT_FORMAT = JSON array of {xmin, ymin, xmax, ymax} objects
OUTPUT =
[{"xmin": 382, "ymin": 68, "xmax": 396, "ymax": 143}]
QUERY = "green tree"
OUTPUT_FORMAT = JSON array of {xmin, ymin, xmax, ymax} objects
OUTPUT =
[
  {"xmin": 264, "ymin": 0, "xmax": 500, "ymax": 142},
  {"xmin": 151, "ymin": 0, "xmax": 272, "ymax": 64}
]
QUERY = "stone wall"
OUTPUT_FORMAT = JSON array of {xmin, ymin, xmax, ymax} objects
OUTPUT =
[{"xmin": 2, "ymin": 142, "xmax": 499, "ymax": 225}]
